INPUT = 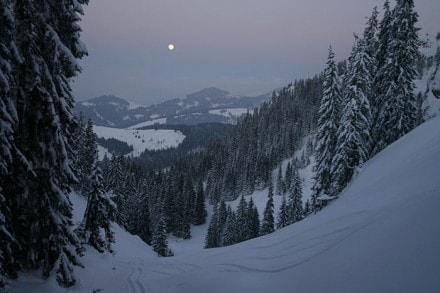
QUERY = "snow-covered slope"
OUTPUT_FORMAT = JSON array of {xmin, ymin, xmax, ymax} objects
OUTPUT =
[
  {"xmin": 93, "ymin": 125, "xmax": 185, "ymax": 158},
  {"xmin": 8, "ymin": 117, "xmax": 440, "ymax": 293}
]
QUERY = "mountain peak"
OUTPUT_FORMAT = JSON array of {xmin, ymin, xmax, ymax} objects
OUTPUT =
[
  {"xmin": 75, "ymin": 88, "xmax": 270, "ymax": 127},
  {"xmin": 186, "ymin": 87, "xmax": 231, "ymax": 101}
]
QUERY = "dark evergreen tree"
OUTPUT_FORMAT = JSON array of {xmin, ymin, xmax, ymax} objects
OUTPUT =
[
  {"xmin": 216, "ymin": 200, "xmax": 228, "ymax": 243},
  {"xmin": 235, "ymin": 195, "xmax": 248, "ymax": 242},
  {"xmin": 136, "ymin": 180, "xmax": 152, "ymax": 245},
  {"xmin": 78, "ymin": 119, "xmax": 97, "ymax": 194},
  {"xmin": 205, "ymin": 204, "xmax": 219, "ymax": 248},
  {"xmin": 311, "ymin": 47, "xmax": 342, "ymax": 209},
  {"xmin": 375, "ymin": 0, "xmax": 393, "ymax": 71},
  {"xmin": 287, "ymin": 169, "xmax": 304, "ymax": 224},
  {"xmin": 331, "ymin": 36, "xmax": 373, "ymax": 196},
  {"xmin": 152, "ymin": 215, "xmax": 174, "ymax": 257},
  {"xmin": 3, "ymin": 0, "xmax": 89, "ymax": 286},
  {"xmin": 372, "ymin": 0, "xmax": 421, "ymax": 155},
  {"xmin": 303, "ymin": 199, "xmax": 311, "ymax": 217},
  {"xmin": 276, "ymin": 196, "xmax": 289, "ymax": 229},
  {"xmin": 260, "ymin": 183, "xmax": 275, "ymax": 236},
  {"xmin": 173, "ymin": 179, "xmax": 194, "ymax": 239},
  {"xmin": 0, "ymin": 0, "xmax": 21, "ymax": 286},
  {"xmin": 192, "ymin": 180, "xmax": 207, "ymax": 225},
  {"xmin": 362, "ymin": 6, "xmax": 379, "ymax": 93},
  {"xmin": 220, "ymin": 206, "xmax": 237, "ymax": 247},
  {"xmin": 275, "ymin": 165, "xmax": 284, "ymax": 195},
  {"xmin": 247, "ymin": 197, "xmax": 260, "ymax": 240},
  {"xmin": 76, "ymin": 162, "xmax": 116, "ymax": 253},
  {"xmin": 284, "ymin": 162, "xmax": 293, "ymax": 194}
]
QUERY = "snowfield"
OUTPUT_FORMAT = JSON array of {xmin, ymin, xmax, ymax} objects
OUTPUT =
[
  {"xmin": 208, "ymin": 108, "xmax": 250, "ymax": 118},
  {"xmin": 93, "ymin": 125, "xmax": 185, "ymax": 157},
  {"xmin": 126, "ymin": 118, "xmax": 167, "ymax": 130},
  {"xmin": 8, "ymin": 117, "xmax": 440, "ymax": 293}
]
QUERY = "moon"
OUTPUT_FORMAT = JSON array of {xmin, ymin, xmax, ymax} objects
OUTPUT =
[{"xmin": 168, "ymin": 44, "xmax": 175, "ymax": 51}]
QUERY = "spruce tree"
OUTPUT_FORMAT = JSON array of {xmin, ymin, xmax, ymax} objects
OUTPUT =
[
  {"xmin": 260, "ymin": 183, "xmax": 275, "ymax": 236},
  {"xmin": 78, "ymin": 119, "xmax": 97, "ymax": 194},
  {"xmin": 205, "ymin": 204, "xmax": 219, "ymax": 248},
  {"xmin": 216, "ymin": 200, "xmax": 228, "ymax": 243},
  {"xmin": 287, "ymin": 169, "xmax": 304, "ymax": 224},
  {"xmin": 76, "ymin": 162, "xmax": 116, "ymax": 253},
  {"xmin": 152, "ymin": 215, "xmax": 173, "ymax": 257},
  {"xmin": 276, "ymin": 165, "xmax": 284, "ymax": 195},
  {"xmin": 5, "ymin": 0, "xmax": 89, "ymax": 286},
  {"xmin": 372, "ymin": 0, "xmax": 421, "ymax": 155},
  {"xmin": 276, "ymin": 196, "xmax": 289, "ymax": 229},
  {"xmin": 0, "ymin": 0, "xmax": 21, "ymax": 285},
  {"xmin": 192, "ymin": 180, "xmax": 207, "ymax": 225},
  {"xmin": 284, "ymin": 162, "xmax": 293, "ymax": 193},
  {"xmin": 220, "ymin": 207, "xmax": 237, "ymax": 247},
  {"xmin": 235, "ymin": 195, "xmax": 248, "ymax": 242},
  {"xmin": 311, "ymin": 47, "xmax": 342, "ymax": 209},
  {"xmin": 363, "ymin": 6, "xmax": 379, "ymax": 91},
  {"xmin": 247, "ymin": 197, "xmax": 260, "ymax": 240},
  {"xmin": 331, "ymin": 37, "xmax": 372, "ymax": 196}
]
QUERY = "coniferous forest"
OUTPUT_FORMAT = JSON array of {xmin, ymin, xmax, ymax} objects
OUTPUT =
[{"xmin": 1, "ymin": 0, "xmax": 438, "ymax": 289}]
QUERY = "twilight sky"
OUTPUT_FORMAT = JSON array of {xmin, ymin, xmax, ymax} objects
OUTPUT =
[{"xmin": 72, "ymin": 0, "xmax": 440, "ymax": 106}]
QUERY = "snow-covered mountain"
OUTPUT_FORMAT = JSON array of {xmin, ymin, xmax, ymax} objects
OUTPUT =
[
  {"xmin": 9, "ymin": 109, "xmax": 440, "ymax": 293},
  {"xmin": 74, "ymin": 88, "xmax": 269, "ymax": 128}
]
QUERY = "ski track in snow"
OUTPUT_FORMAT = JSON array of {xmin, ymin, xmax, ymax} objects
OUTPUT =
[
  {"xmin": 127, "ymin": 260, "xmax": 147, "ymax": 293},
  {"xmin": 214, "ymin": 222, "xmax": 369, "ymax": 274}
]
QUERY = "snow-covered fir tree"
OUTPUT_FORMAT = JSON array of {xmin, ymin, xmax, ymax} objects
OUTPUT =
[
  {"xmin": 0, "ymin": 0, "xmax": 21, "ymax": 286},
  {"xmin": 287, "ymin": 168, "xmax": 304, "ymax": 224},
  {"xmin": 331, "ymin": 36, "xmax": 372, "ymax": 196},
  {"xmin": 260, "ymin": 183, "xmax": 275, "ymax": 236},
  {"xmin": 204, "ymin": 203, "xmax": 219, "ymax": 249},
  {"xmin": 220, "ymin": 206, "xmax": 238, "ymax": 247},
  {"xmin": 78, "ymin": 119, "xmax": 97, "ymax": 194},
  {"xmin": 76, "ymin": 162, "xmax": 116, "ymax": 253},
  {"xmin": 75, "ymin": 122, "xmax": 115, "ymax": 253},
  {"xmin": 275, "ymin": 165, "xmax": 284, "ymax": 195},
  {"xmin": 192, "ymin": 180, "xmax": 207, "ymax": 225},
  {"xmin": 371, "ymin": 0, "xmax": 421, "ymax": 155},
  {"xmin": 311, "ymin": 46, "xmax": 342, "ymax": 209},
  {"xmin": 276, "ymin": 195, "xmax": 289, "ymax": 229},
  {"xmin": 235, "ymin": 195, "xmax": 249, "ymax": 242},
  {"xmin": 247, "ymin": 197, "xmax": 260, "ymax": 240},
  {"xmin": 362, "ymin": 6, "xmax": 379, "ymax": 94},
  {"xmin": 284, "ymin": 162, "xmax": 293, "ymax": 194},
  {"xmin": 0, "ymin": 0, "xmax": 89, "ymax": 287},
  {"xmin": 152, "ymin": 214, "xmax": 174, "ymax": 257},
  {"xmin": 204, "ymin": 200, "xmax": 227, "ymax": 248}
]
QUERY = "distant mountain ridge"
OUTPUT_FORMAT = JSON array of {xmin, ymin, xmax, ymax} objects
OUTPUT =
[{"xmin": 74, "ymin": 87, "xmax": 270, "ymax": 128}]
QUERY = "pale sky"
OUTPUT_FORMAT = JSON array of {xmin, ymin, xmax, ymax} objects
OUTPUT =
[{"xmin": 72, "ymin": 0, "xmax": 440, "ymax": 105}]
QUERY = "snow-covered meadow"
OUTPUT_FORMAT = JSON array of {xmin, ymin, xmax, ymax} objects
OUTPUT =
[{"xmin": 93, "ymin": 125, "xmax": 185, "ymax": 158}]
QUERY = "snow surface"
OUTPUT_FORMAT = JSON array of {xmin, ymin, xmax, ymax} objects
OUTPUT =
[
  {"xmin": 126, "ymin": 100, "xmax": 143, "ymax": 110},
  {"xmin": 80, "ymin": 101, "xmax": 95, "ymax": 107},
  {"xmin": 208, "ymin": 108, "xmax": 250, "ymax": 118},
  {"xmin": 93, "ymin": 125, "xmax": 185, "ymax": 157},
  {"xmin": 8, "ymin": 116, "xmax": 440, "ymax": 293},
  {"xmin": 126, "ymin": 118, "xmax": 167, "ymax": 130}
]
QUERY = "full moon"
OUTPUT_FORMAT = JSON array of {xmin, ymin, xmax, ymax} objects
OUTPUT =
[{"xmin": 168, "ymin": 44, "xmax": 175, "ymax": 51}]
